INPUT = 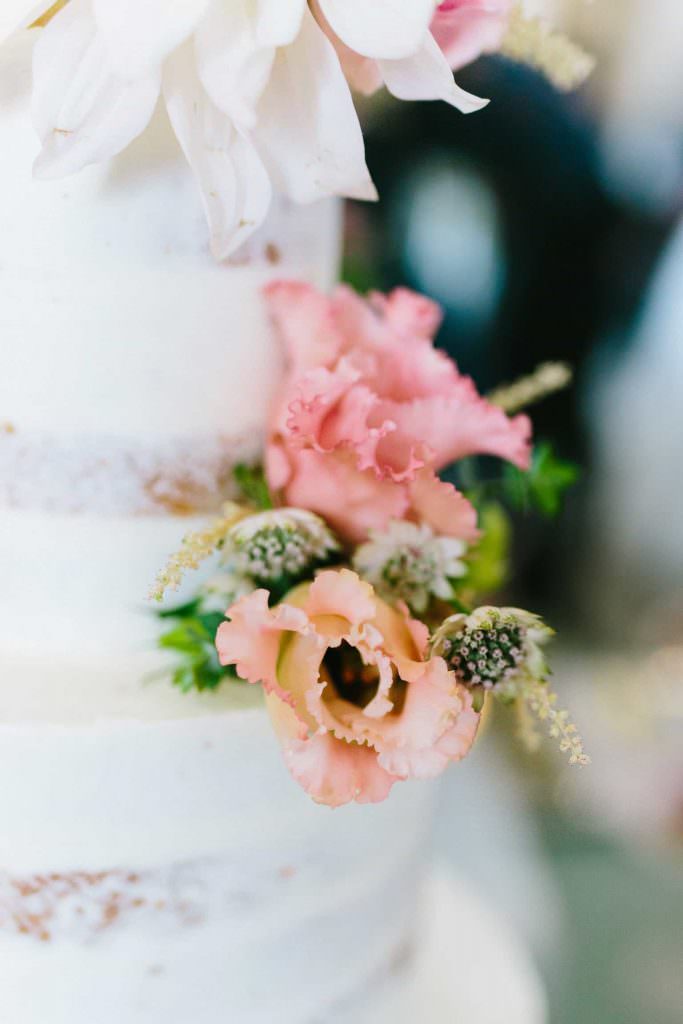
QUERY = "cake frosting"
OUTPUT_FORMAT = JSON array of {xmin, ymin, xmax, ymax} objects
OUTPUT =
[
  {"xmin": 0, "ymin": 699, "xmax": 434, "ymax": 1023},
  {"xmin": 0, "ymin": 32, "xmax": 341, "ymax": 495},
  {"xmin": 0, "ymin": 30, "xmax": 430, "ymax": 1023}
]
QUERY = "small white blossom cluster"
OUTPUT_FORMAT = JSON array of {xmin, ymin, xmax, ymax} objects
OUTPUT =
[
  {"xmin": 353, "ymin": 520, "xmax": 467, "ymax": 614},
  {"xmin": 223, "ymin": 508, "xmax": 340, "ymax": 589}
]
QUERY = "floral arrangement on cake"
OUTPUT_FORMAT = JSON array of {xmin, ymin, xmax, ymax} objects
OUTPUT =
[
  {"xmin": 4, "ymin": 1, "xmax": 592, "ymax": 257},
  {"xmin": 152, "ymin": 283, "xmax": 589, "ymax": 807},
  {"xmin": 0, "ymin": 5, "xmax": 594, "ymax": 806}
]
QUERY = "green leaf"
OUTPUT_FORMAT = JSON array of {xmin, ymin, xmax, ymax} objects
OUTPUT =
[
  {"xmin": 196, "ymin": 611, "xmax": 228, "ymax": 637},
  {"xmin": 233, "ymin": 463, "xmax": 273, "ymax": 510},
  {"xmin": 444, "ymin": 594, "xmax": 474, "ymax": 616},
  {"xmin": 503, "ymin": 442, "xmax": 580, "ymax": 519},
  {"xmin": 159, "ymin": 621, "xmax": 209, "ymax": 653},
  {"xmin": 156, "ymin": 598, "xmax": 201, "ymax": 621},
  {"xmin": 158, "ymin": 612, "xmax": 241, "ymax": 693},
  {"xmin": 461, "ymin": 501, "xmax": 512, "ymax": 597}
]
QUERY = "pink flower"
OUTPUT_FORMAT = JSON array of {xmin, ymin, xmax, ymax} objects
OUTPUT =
[
  {"xmin": 312, "ymin": 0, "xmax": 510, "ymax": 106},
  {"xmin": 216, "ymin": 570, "xmax": 480, "ymax": 807},
  {"xmin": 310, "ymin": 0, "xmax": 489, "ymax": 113},
  {"xmin": 432, "ymin": 1, "xmax": 513, "ymax": 71},
  {"xmin": 265, "ymin": 282, "xmax": 531, "ymax": 543}
]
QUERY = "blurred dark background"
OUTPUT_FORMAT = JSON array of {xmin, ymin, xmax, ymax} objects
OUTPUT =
[
  {"xmin": 344, "ymin": 17, "xmax": 683, "ymax": 1022},
  {"xmin": 346, "ymin": 55, "xmax": 680, "ymax": 630}
]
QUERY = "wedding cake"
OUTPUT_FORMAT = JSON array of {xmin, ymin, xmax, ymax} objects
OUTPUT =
[
  {"xmin": 0, "ymin": 6, "xmax": 593, "ymax": 1022},
  {"xmin": 0, "ymin": 30, "xmax": 443, "ymax": 1023}
]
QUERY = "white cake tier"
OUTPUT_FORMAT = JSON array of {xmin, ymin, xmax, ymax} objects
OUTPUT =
[
  {"xmin": 0, "ymin": 32, "xmax": 341, "ymax": 469},
  {"xmin": 0, "ymin": 28, "xmax": 428, "ymax": 1024},
  {"xmin": 0, "ymin": 694, "xmax": 434, "ymax": 1023},
  {"xmin": 0, "ymin": 507, "xmax": 214, "ymax": 660}
]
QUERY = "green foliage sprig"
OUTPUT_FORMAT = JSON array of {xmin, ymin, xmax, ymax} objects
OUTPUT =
[
  {"xmin": 503, "ymin": 441, "xmax": 580, "ymax": 518},
  {"xmin": 157, "ymin": 600, "xmax": 239, "ymax": 693},
  {"xmin": 233, "ymin": 463, "xmax": 273, "ymax": 510}
]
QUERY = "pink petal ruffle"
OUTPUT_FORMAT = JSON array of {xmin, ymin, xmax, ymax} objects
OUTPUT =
[
  {"xmin": 369, "ymin": 286, "xmax": 443, "ymax": 340},
  {"xmin": 305, "ymin": 569, "xmax": 376, "ymax": 628},
  {"xmin": 264, "ymin": 280, "xmax": 344, "ymax": 374},
  {"xmin": 432, "ymin": 1, "xmax": 512, "ymax": 71},
  {"xmin": 375, "ymin": 658, "xmax": 473, "ymax": 779},
  {"xmin": 265, "ymin": 282, "xmax": 533, "ymax": 544},
  {"xmin": 283, "ymin": 449, "xmax": 411, "ymax": 543},
  {"xmin": 435, "ymin": 685, "xmax": 482, "ymax": 760},
  {"xmin": 376, "ymin": 387, "xmax": 532, "ymax": 472},
  {"xmin": 409, "ymin": 470, "xmax": 480, "ymax": 541},
  {"xmin": 284, "ymin": 732, "xmax": 397, "ymax": 808},
  {"xmin": 216, "ymin": 590, "xmax": 310, "ymax": 703},
  {"xmin": 225, "ymin": 573, "xmax": 482, "ymax": 807}
]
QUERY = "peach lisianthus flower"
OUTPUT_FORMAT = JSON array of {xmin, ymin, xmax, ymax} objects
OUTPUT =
[
  {"xmin": 216, "ymin": 569, "xmax": 480, "ymax": 807},
  {"xmin": 265, "ymin": 282, "xmax": 531, "ymax": 544}
]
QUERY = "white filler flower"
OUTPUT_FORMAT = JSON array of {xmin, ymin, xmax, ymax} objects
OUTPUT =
[
  {"xmin": 224, "ymin": 507, "xmax": 340, "ymax": 588},
  {"xmin": 2, "ymin": 1, "xmax": 485, "ymax": 258},
  {"xmin": 354, "ymin": 519, "xmax": 467, "ymax": 613}
]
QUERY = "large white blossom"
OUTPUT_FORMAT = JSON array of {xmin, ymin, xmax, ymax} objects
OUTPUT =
[{"xmin": 2, "ymin": 0, "xmax": 487, "ymax": 258}]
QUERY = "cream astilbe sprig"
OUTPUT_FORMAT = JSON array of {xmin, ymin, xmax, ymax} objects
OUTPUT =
[
  {"xmin": 432, "ymin": 606, "xmax": 590, "ymax": 766},
  {"xmin": 149, "ymin": 502, "xmax": 249, "ymax": 603},
  {"xmin": 488, "ymin": 362, "xmax": 573, "ymax": 415},
  {"xmin": 516, "ymin": 676, "xmax": 590, "ymax": 767},
  {"xmin": 501, "ymin": 5, "xmax": 595, "ymax": 92}
]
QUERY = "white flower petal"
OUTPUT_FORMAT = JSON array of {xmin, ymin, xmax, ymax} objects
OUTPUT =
[
  {"xmin": 440, "ymin": 537, "xmax": 467, "ymax": 561},
  {"xmin": 254, "ymin": 0, "xmax": 307, "ymax": 47},
  {"xmin": 255, "ymin": 8, "xmax": 376, "ymax": 204},
  {"xmin": 432, "ymin": 577, "xmax": 457, "ymax": 601},
  {"xmin": 195, "ymin": 1, "xmax": 276, "ymax": 130},
  {"xmin": 0, "ymin": 0, "xmax": 51, "ymax": 44},
  {"xmin": 380, "ymin": 31, "xmax": 488, "ymax": 114},
  {"xmin": 317, "ymin": 0, "xmax": 436, "ymax": 60},
  {"xmin": 93, "ymin": 0, "xmax": 209, "ymax": 78},
  {"xmin": 164, "ymin": 45, "xmax": 272, "ymax": 261},
  {"xmin": 32, "ymin": 0, "xmax": 159, "ymax": 179}
]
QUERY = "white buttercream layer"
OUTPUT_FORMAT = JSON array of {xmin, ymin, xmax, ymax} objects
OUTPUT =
[
  {"xmin": 0, "ymin": 508, "xmax": 213, "ymax": 660},
  {"xmin": 0, "ymin": 702, "xmax": 432, "ymax": 1023}
]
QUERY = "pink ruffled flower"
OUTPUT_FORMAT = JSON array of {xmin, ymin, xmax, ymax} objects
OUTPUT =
[
  {"xmin": 432, "ymin": 1, "xmax": 513, "ymax": 71},
  {"xmin": 265, "ymin": 282, "xmax": 531, "ymax": 543},
  {"xmin": 216, "ymin": 569, "xmax": 480, "ymax": 807}
]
